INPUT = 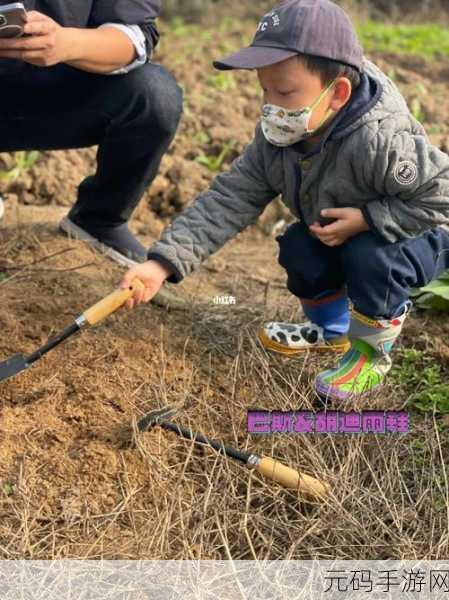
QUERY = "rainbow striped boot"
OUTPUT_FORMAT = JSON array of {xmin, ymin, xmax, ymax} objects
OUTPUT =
[{"xmin": 314, "ymin": 301, "xmax": 411, "ymax": 401}]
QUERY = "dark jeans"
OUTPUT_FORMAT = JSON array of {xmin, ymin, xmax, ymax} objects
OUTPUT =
[
  {"xmin": 277, "ymin": 221, "xmax": 449, "ymax": 318},
  {"xmin": 0, "ymin": 60, "xmax": 183, "ymax": 226}
]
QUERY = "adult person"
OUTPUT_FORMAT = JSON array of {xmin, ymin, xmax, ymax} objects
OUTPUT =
[{"xmin": 0, "ymin": 1, "xmax": 183, "ymax": 266}]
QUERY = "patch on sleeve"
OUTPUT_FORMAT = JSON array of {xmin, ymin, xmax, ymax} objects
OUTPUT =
[{"xmin": 393, "ymin": 160, "xmax": 418, "ymax": 186}]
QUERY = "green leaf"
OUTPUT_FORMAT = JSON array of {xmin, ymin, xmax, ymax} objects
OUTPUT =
[{"xmin": 419, "ymin": 282, "xmax": 449, "ymax": 300}]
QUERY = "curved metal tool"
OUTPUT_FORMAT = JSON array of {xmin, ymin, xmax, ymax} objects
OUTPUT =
[{"xmin": 138, "ymin": 406, "xmax": 329, "ymax": 500}]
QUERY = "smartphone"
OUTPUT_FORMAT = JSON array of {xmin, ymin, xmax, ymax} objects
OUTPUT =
[
  {"xmin": 0, "ymin": 2, "xmax": 26, "ymax": 39},
  {"xmin": 318, "ymin": 215, "xmax": 337, "ymax": 227}
]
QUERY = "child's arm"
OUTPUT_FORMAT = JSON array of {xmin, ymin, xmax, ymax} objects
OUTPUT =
[
  {"xmin": 121, "ymin": 125, "xmax": 279, "ymax": 306},
  {"xmin": 146, "ymin": 126, "xmax": 278, "ymax": 281},
  {"xmin": 358, "ymin": 129, "xmax": 449, "ymax": 243}
]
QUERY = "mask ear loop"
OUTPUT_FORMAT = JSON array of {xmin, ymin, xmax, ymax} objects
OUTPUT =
[{"xmin": 304, "ymin": 78, "xmax": 337, "ymax": 135}]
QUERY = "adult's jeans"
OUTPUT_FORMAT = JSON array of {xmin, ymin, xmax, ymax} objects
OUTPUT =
[{"xmin": 0, "ymin": 60, "xmax": 183, "ymax": 226}]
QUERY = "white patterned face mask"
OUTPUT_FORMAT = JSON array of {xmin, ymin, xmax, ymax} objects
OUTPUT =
[{"xmin": 260, "ymin": 78, "xmax": 337, "ymax": 147}]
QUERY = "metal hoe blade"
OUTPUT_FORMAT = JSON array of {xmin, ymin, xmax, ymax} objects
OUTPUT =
[
  {"xmin": 137, "ymin": 406, "xmax": 177, "ymax": 432},
  {"xmin": 0, "ymin": 354, "xmax": 29, "ymax": 382}
]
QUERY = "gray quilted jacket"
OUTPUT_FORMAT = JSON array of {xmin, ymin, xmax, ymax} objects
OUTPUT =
[{"xmin": 147, "ymin": 57, "xmax": 449, "ymax": 283}]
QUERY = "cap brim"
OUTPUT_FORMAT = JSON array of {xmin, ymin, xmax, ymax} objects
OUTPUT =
[{"xmin": 213, "ymin": 46, "xmax": 298, "ymax": 71}]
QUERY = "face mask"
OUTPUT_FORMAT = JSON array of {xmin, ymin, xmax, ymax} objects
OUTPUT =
[{"xmin": 260, "ymin": 78, "xmax": 337, "ymax": 147}]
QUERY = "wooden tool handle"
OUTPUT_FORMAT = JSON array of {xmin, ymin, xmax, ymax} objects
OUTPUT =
[
  {"xmin": 83, "ymin": 279, "xmax": 145, "ymax": 325},
  {"xmin": 257, "ymin": 457, "xmax": 329, "ymax": 499}
]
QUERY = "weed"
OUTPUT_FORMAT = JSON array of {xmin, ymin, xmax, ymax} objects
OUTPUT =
[
  {"xmin": 0, "ymin": 151, "xmax": 40, "ymax": 184},
  {"xmin": 411, "ymin": 271, "xmax": 449, "ymax": 311},
  {"xmin": 206, "ymin": 72, "xmax": 236, "ymax": 92},
  {"xmin": 358, "ymin": 22, "xmax": 449, "ymax": 59},
  {"xmin": 391, "ymin": 348, "xmax": 449, "ymax": 414},
  {"xmin": 410, "ymin": 98, "xmax": 425, "ymax": 123},
  {"xmin": 195, "ymin": 140, "xmax": 236, "ymax": 172}
]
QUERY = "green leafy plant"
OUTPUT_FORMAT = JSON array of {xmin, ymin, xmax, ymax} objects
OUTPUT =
[
  {"xmin": 357, "ymin": 22, "xmax": 449, "ymax": 59},
  {"xmin": 168, "ymin": 16, "xmax": 199, "ymax": 37},
  {"xmin": 206, "ymin": 72, "xmax": 236, "ymax": 92},
  {"xmin": 0, "ymin": 150, "xmax": 40, "ymax": 183},
  {"xmin": 386, "ymin": 67, "xmax": 396, "ymax": 81},
  {"xmin": 194, "ymin": 131, "xmax": 211, "ymax": 145},
  {"xmin": 411, "ymin": 270, "xmax": 449, "ymax": 311},
  {"xmin": 2, "ymin": 483, "xmax": 14, "ymax": 496},
  {"xmin": 391, "ymin": 348, "xmax": 449, "ymax": 414},
  {"xmin": 195, "ymin": 141, "xmax": 236, "ymax": 172},
  {"xmin": 410, "ymin": 98, "xmax": 425, "ymax": 123},
  {"xmin": 427, "ymin": 124, "xmax": 443, "ymax": 135}
]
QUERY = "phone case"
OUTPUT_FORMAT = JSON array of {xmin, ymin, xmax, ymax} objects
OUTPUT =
[
  {"xmin": 318, "ymin": 216, "xmax": 338, "ymax": 227},
  {"xmin": 0, "ymin": 5, "xmax": 26, "ymax": 39}
]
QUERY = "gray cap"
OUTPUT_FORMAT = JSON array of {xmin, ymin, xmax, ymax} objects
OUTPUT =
[{"xmin": 213, "ymin": 0, "xmax": 364, "ymax": 73}]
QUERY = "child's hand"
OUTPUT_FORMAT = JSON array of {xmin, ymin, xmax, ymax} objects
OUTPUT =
[
  {"xmin": 120, "ymin": 260, "xmax": 173, "ymax": 309},
  {"xmin": 309, "ymin": 208, "xmax": 369, "ymax": 246}
]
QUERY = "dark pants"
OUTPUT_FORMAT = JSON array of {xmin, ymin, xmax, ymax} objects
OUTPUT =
[
  {"xmin": 0, "ymin": 61, "xmax": 183, "ymax": 226},
  {"xmin": 277, "ymin": 221, "xmax": 449, "ymax": 318}
]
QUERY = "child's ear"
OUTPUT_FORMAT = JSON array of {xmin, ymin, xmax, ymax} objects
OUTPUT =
[{"xmin": 330, "ymin": 78, "xmax": 352, "ymax": 111}]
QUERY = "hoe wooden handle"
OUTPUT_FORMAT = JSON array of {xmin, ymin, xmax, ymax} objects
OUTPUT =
[
  {"xmin": 257, "ymin": 457, "xmax": 329, "ymax": 499},
  {"xmin": 83, "ymin": 279, "xmax": 145, "ymax": 325}
]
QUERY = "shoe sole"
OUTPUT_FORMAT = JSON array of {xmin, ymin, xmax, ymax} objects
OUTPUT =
[
  {"xmin": 59, "ymin": 216, "xmax": 138, "ymax": 269},
  {"xmin": 258, "ymin": 329, "xmax": 351, "ymax": 356}
]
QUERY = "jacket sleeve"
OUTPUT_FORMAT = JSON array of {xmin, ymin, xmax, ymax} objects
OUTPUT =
[
  {"xmin": 359, "ymin": 129, "xmax": 449, "ymax": 243},
  {"xmin": 147, "ymin": 126, "xmax": 279, "ymax": 283},
  {"xmin": 98, "ymin": 24, "xmax": 148, "ymax": 74},
  {"xmin": 89, "ymin": 0, "xmax": 161, "ymax": 54}
]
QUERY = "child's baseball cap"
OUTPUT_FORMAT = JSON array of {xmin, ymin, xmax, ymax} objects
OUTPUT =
[{"xmin": 213, "ymin": 0, "xmax": 363, "ymax": 73}]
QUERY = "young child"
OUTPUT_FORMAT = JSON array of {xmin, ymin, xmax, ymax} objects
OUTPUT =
[{"xmin": 121, "ymin": 0, "xmax": 449, "ymax": 401}]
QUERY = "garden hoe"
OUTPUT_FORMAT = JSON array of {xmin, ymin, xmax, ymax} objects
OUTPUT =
[
  {"xmin": 138, "ymin": 406, "xmax": 329, "ymax": 501},
  {"xmin": 0, "ymin": 279, "xmax": 145, "ymax": 382}
]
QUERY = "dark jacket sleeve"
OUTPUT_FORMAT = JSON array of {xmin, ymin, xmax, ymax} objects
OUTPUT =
[
  {"xmin": 147, "ymin": 124, "xmax": 279, "ymax": 283},
  {"xmin": 89, "ymin": 0, "xmax": 161, "ymax": 53}
]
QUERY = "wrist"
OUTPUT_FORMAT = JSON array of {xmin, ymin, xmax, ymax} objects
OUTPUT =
[
  {"xmin": 356, "ymin": 209, "xmax": 370, "ymax": 232},
  {"xmin": 149, "ymin": 259, "xmax": 173, "ymax": 281},
  {"xmin": 60, "ymin": 27, "xmax": 83, "ymax": 62}
]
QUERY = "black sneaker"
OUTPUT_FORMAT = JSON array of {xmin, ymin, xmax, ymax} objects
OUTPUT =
[{"xmin": 59, "ymin": 215, "xmax": 147, "ymax": 268}]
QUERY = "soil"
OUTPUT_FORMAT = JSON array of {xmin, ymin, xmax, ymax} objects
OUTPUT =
[{"xmin": 1, "ymin": 23, "xmax": 449, "ymax": 560}]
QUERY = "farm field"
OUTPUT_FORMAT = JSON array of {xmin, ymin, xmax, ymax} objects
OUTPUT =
[{"xmin": 1, "ymin": 14, "xmax": 449, "ymax": 560}]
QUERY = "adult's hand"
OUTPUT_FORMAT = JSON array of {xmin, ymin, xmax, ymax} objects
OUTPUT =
[
  {"xmin": 120, "ymin": 260, "xmax": 174, "ymax": 310},
  {"xmin": 0, "ymin": 11, "xmax": 136, "ymax": 72},
  {"xmin": 0, "ymin": 11, "xmax": 71, "ymax": 66}
]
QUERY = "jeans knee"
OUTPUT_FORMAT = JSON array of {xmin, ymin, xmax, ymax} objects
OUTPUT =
[
  {"xmin": 147, "ymin": 64, "xmax": 183, "ymax": 135},
  {"xmin": 121, "ymin": 63, "xmax": 183, "ymax": 138},
  {"xmin": 277, "ymin": 222, "xmax": 313, "ymax": 270},
  {"xmin": 277, "ymin": 222, "xmax": 343, "ymax": 296}
]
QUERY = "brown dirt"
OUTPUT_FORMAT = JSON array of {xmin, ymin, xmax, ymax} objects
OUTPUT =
[{"xmin": 1, "ymin": 23, "xmax": 449, "ymax": 560}]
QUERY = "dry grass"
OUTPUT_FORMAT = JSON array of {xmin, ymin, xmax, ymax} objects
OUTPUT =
[
  {"xmin": 1, "ymin": 213, "xmax": 449, "ymax": 560},
  {"xmin": 2, "ymin": 9, "xmax": 449, "ymax": 560}
]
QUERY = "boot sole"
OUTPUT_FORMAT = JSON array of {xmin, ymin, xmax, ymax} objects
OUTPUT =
[
  {"xmin": 258, "ymin": 329, "xmax": 351, "ymax": 356},
  {"xmin": 314, "ymin": 376, "xmax": 383, "ymax": 401},
  {"xmin": 59, "ymin": 216, "xmax": 139, "ymax": 269}
]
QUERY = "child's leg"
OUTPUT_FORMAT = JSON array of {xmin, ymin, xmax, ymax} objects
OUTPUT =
[
  {"xmin": 259, "ymin": 221, "xmax": 350, "ymax": 354},
  {"xmin": 315, "ymin": 226, "xmax": 449, "ymax": 400}
]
